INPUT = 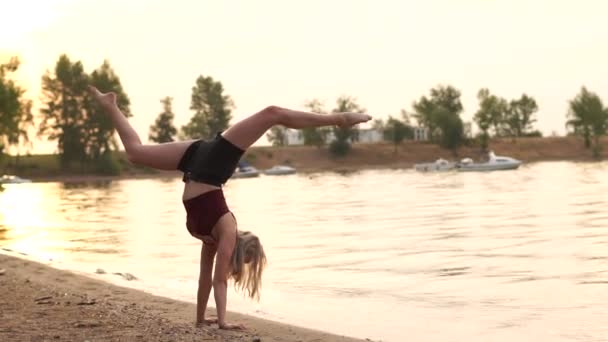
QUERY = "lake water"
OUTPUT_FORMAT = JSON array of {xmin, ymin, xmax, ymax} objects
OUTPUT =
[{"xmin": 1, "ymin": 161, "xmax": 608, "ymax": 342}]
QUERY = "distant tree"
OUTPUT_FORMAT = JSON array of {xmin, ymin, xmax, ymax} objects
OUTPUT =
[
  {"xmin": 301, "ymin": 99, "xmax": 329, "ymax": 147},
  {"xmin": 412, "ymin": 96, "xmax": 439, "ymax": 140},
  {"xmin": 181, "ymin": 75, "xmax": 234, "ymax": 140},
  {"xmin": 474, "ymin": 88, "xmax": 508, "ymax": 149},
  {"xmin": 329, "ymin": 96, "xmax": 366, "ymax": 157},
  {"xmin": 523, "ymin": 130, "xmax": 543, "ymax": 138},
  {"xmin": 383, "ymin": 116, "xmax": 413, "ymax": 153},
  {"xmin": 475, "ymin": 89, "xmax": 539, "ymax": 146},
  {"xmin": 400, "ymin": 109, "xmax": 412, "ymax": 125},
  {"xmin": 0, "ymin": 57, "xmax": 33, "ymax": 158},
  {"xmin": 412, "ymin": 85, "xmax": 464, "ymax": 149},
  {"xmin": 506, "ymin": 94, "xmax": 538, "ymax": 137},
  {"xmin": 463, "ymin": 121, "xmax": 473, "ymax": 139},
  {"xmin": 474, "ymin": 89, "xmax": 493, "ymax": 149},
  {"xmin": 40, "ymin": 56, "xmax": 130, "ymax": 173},
  {"xmin": 266, "ymin": 126, "xmax": 288, "ymax": 146},
  {"xmin": 436, "ymin": 107, "xmax": 464, "ymax": 150},
  {"xmin": 566, "ymin": 87, "xmax": 608, "ymax": 156},
  {"xmin": 39, "ymin": 54, "xmax": 89, "ymax": 168},
  {"xmin": 149, "ymin": 97, "xmax": 177, "ymax": 143}
]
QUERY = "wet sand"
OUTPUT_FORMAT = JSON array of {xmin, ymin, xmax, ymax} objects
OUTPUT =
[{"xmin": 0, "ymin": 253, "xmax": 365, "ymax": 342}]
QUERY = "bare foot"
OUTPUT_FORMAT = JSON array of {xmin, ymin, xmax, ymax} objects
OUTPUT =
[
  {"xmin": 337, "ymin": 112, "xmax": 372, "ymax": 128},
  {"xmin": 87, "ymin": 85, "xmax": 117, "ymax": 109}
]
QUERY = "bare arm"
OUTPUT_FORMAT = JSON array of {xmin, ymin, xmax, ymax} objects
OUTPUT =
[
  {"xmin": 196, "ymin": 243, "xmax": 216, "ymax": 324},
  {"xmin": 212, "ymin": 230, "xmax": 243, "ymax": 330}
]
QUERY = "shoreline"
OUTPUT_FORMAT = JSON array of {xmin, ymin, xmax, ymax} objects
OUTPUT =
[
  {"xmin": 0, "ymin": 252, "xmax": 366, "ymax": 342},
  {"xmin": 3, "ymin": 136, "xmax": 606, "ymax": 184}
]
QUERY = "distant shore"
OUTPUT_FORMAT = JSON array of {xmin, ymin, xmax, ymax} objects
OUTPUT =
[
  {"xmin": 2, "ymin": 136, "xmax": 605, "ymax": 183},
  {"xmin": 244, "ymin": 136, "xmax": 607, "ymax": 173},
  {"xmin": 0, "ymin": 252, "xmax": 364, "ymax": 342}
]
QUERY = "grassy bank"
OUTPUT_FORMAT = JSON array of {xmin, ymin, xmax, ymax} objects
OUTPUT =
[
  {"xmin": 0, "ymin": 152, "xmax": 162, "ymax": 182},
  {"xmin": 0, "ymin": 136, "xmax": 604, "ymax": 181}
]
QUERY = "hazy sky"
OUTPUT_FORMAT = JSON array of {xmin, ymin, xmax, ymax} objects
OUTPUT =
[{"xmin": 2, "ymin": 0, "xmax": 608, "ymax": 153}]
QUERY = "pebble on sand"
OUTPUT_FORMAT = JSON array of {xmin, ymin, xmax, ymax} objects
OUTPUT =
[{"xmin": 74, "ymin": 321, "xmax": 102, "ymax": 328}]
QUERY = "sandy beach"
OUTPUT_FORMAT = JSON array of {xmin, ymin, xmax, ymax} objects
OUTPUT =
[{"xmin": 0, "ymin": 253, "xmax": 365, "ymax": 342}]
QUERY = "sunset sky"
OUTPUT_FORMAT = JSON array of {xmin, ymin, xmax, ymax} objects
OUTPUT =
[{"xmin": 2, "ymin": 0, "xmax": 607, "ymax": 153}]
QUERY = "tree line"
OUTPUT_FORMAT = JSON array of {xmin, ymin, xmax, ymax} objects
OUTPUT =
[{"xmin": 1, "ymin": 54, "xmax": 608, "ymax": 175}]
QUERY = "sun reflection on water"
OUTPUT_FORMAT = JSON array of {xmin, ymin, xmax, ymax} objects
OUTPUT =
[{"xmin": 0, "ymin": 183, "xmax": 65, "ymax": 260}]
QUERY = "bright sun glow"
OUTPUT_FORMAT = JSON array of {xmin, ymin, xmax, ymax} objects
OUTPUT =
[
  {"xmin": 0, "ymin": 185, "xmax": 47, "ymax": 230},
  {"xmin": 1, "ymin": 1, "xmax": 71, "ymax": 48},
  {"xmin": 0, "ymin": 184, "xmax": 64, "ymax": 260}
]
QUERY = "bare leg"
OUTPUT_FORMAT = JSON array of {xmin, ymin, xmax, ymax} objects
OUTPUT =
[
  {"xmin": 222, "ymin": 105, "xmax": 372, "ymax": 150},
  {"xmin": 88, "ymin": 86, "xmax": 194, "ymax": 170}
]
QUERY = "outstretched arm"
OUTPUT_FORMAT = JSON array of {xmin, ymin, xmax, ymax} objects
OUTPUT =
[
  {"xmin": 196, "ymin": 243, "xmax": 216, "ymax": 325},
  {"xmin": 213, "ymin": 229, "xmax": 244, "ymax": 330}
]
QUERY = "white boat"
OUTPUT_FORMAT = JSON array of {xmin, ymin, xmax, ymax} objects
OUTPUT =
[
  {"xmin": 457, "ymin": 151, "xmax": 521, "ymax": 172},
  {"xmin": 414, "ymin": 158, "xmax": 455, "ymax": 172},
  {"xmin": 232, "ymin": 165, "xmax": 260, "ymax": 179},
  {"xmin": 263, "ymin": 165, "xmax": 296, "ymax": 176},
  {"xmin": 0, "ymin": 175, "xmax": 32, "ymax": 184}
]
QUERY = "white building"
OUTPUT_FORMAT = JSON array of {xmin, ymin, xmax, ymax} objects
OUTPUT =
[
  {"xmin": 356, "ymin": 128, "xmax": 384, "ymax": 143},
  {"xmin": 284, "ymin": 129, "xmax": 304, "ymax": 145},
  {"xmin": 413, "ymin": 127, "xmax": 429, "ymax": 141},
  {"xmin": 281, "ymin": 126, "xmax": 429, "ymax": 146},
  {"xmin": 283, "ymin": 128, "xmax": 384, "ymax": 145}
]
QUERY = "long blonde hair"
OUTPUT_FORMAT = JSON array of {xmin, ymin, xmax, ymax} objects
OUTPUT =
[{"xmin": 230, "ymin": 231, "xmax": 266, "ymax": 300}]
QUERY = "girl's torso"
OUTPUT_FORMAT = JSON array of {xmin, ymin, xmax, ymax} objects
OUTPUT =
[
  {"xmin": 182, "ymin": 181, "xmax": 220, "ymax": 201},
  {"xmin": 182, "ymin": 181, "xmax": 234, "ymax": 245}
]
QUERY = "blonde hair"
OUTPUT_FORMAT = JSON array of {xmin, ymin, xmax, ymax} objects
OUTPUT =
[{"xmin": 230, "ymin": 231, "xmax": 266, "ymax": 300}]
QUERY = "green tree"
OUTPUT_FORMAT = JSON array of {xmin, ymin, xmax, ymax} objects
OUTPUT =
[
  {"xmin": 301, "ymin": 99, "xmax": 329, "ymax": 147},
  {"xmin": 182, "ymin": 75, "xmax": 234, "ymax": 139},
  {"xmin": 0, "ymin": 57, "xmax": 33, "ymax": 158},
  {"xmin": 87, "ymin": 60, "xmax": 131, "ymax": 160},
  {"xmin": 412, "ymin": 85, "xmax": 464, "ymax": 149},
  {"xmin": 436, "ymin": 108, "xmax": 464, "ymax": 150},
  {"xmin": 412, "ymin": 96, "xmax": 439, "ymax": 140},
  {"xmin": 149, "ymin": 96, "xmax": 177, "ymax": 143},
  {"xmin": 383, "ymin": 116, "xmax": 412, "ymax": 153},
  {"xmin": 474, "ymin": 88, "xmax": 508, "ymax": 149},
  {"xmin": 506, "ymin": 94, "xmax": 538, "ymax": 137},
  {"xmin": 329, "ymin": 96, "xmax": 365, "ymax": 156},
  {"xmin": 266, "ymin": 126, "xmax": 288, "ymax": 146},
  {"xmin": 566, "ymin": 87, "xmax": 608, "ymax": 155},
  {"xmin": 40, "ymin": 56, "xmax": 130, "ymax": 173},
  {"xmin": 39, "ymin": 54, "xmax": 89, "ymax": 168},
  {"xmin": 400, "ymin": 109, "xmax": 412, "ymax": 125}
]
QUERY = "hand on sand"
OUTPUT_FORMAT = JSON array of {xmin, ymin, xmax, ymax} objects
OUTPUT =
[
  {"xmin": 219, "ymin": 322, "xmax": 246, "ymax": 330},
  {"xmin": 87, "ymin": 85, "xmax": 117, "ymax": 109},
  {"xmin": 338, "ymin": 112, "xmax": 372, "ymax": 128}
]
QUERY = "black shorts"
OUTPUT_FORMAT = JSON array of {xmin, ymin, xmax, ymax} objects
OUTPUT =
[{"xmin": 177, "ymin": 133, "xmax": 245, "ymax": 186}]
